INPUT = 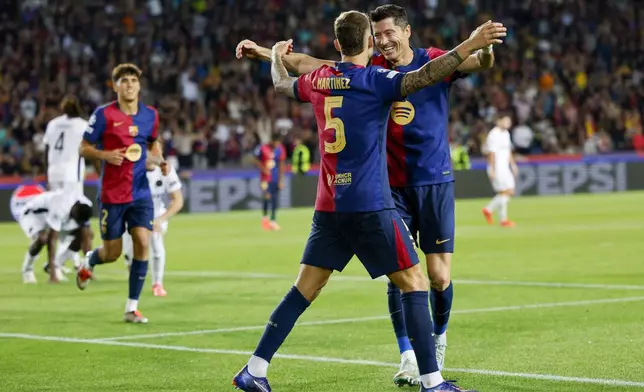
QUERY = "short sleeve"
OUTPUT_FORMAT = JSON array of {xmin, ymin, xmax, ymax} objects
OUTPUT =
[
  {"xmin": 426, "ymin": 47, "xmax": 467, "ymax": 82},
  {"xmin": 370, "ymin": 67, "xmax": 405, "ymax": 102},
  {"xmin": 294, "ymin": 72, "xmax": 314, "ymax": 103},
  {"xmin": 486, "ymin": 133, "xmax": 499, "ymax": 153},
  {"xmin": 83, "ymin": 107, "xmax": 107, "ymax": 144},
  {"xmin": 166, "ymin": 167, "xmax": 182, "ymax": 193},
  {"xmin": 149, "ymin": 107, "xmax": 159, "ymax": 142}
]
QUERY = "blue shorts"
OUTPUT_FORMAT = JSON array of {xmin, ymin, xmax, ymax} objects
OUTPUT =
[
  {"xmin": 301, "ymin": 209, "xmax": 419, "ymax": 279},
  {"xmin": 391, "ymin": 182, "xmax": 455, "ymax": 254},
  {"xmin": 261, "ymin": 181, "xmax": 279, "ymax": 199},
  {"xmin": 99, "ymin": 197, "xmax": 154, "ymax": 241}
]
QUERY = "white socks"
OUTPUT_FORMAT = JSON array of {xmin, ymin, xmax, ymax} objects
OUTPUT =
[
  {"xmin": 499, "ymin": 195, "xmax": 510, "ymax": 221},
  {"xmin": 421, "ymin": 371, "xmax": 445, "ymax": 388},
  {"xmin": 55, "ymin": 249, "xmax": 81, "ymax": 269},
  {"xmin": 401, "ymin": 349, "xmax": 416, "ymax": 363},
  {"xmin": 247, "ymin": 355, "xmax": 269, "ymax": 378},
  {"xmin": 125, "ymin": 299, "xmax": 139, "ymax": 313},
  {"xmin": 22, "ymin": 251, "xmax": 37, "ymax": 273},
  {"xmin": 485, "ymin": 194, "xmax": 502, "ymax": 212}
]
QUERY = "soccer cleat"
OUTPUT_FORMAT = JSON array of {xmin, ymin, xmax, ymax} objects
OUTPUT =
[
  {"xmin": 124, "ymin": 310, "xmax": 148, "ymax": 324},
  {"xmin": 152, "ymin": 283, "xmax": 167, "ymax": 297},
  {"xmin": 232, "ymin": 366, "xmax": 272, "ymax": 392},
  {"xmin": 482, "ymin": 208, "xmax": 493, "ymax": 225},
  {"xmin": 269, "ymin": 221, "xmax": 281, "ymax": 231},
  {"xmin": 434, "ymin": 333, "xmax": 447, "ymax": 371},
  {"xmin": 76, "ymin": 266, "xmax": 93, "ymax": 290},
  {"xmin": 22, "ymin": 271, "xmax": 37, "ymax": 284},
  {"xmin": 500, "ymin": 220, "xmax": 516, "ymax": 228},
  {"xmin": 393, "ymin": 353, "xmax": 420, "ymax": 387},
  {"xmin": 421, "ymin": 381, "xmax": 477, "ymax": 391},
  {"xmin": 261, "ymin": 217, "xmax": 271, "ymax": 231}
]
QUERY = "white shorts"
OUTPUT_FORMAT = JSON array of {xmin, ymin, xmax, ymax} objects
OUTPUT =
[
  {"xmin": 19, "ymin": 213, "xmax": 47, "ymax": 241},
  {"xmin": 492, "ymin": 173, "xmax": 515, "ymax": 192},
  {"xmin": 122, "ymin": 220, "xmax": 168, "ymax": 263},
  {"xmin": 49, "ymin": 181, "xmax": 83, "ymax": 195}
]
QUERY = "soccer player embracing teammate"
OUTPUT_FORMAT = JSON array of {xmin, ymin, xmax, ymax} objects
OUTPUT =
[
  {"xmin": 232, "ymin": 10, "xmax": 504, "ymax": 392},
  {"xmin": 77, "ymin": 63, "xmax": 166, "ymax": 323},
  {"xmin": 236, "ymin": 4, "xmax": 504, "ymax": 387}
]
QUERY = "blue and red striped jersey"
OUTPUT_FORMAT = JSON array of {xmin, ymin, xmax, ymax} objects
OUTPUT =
[
  {"xmin": 294, "ymin": 62, "xmax": 405, "ymax": 212},
  {"xmin": 372, "ymin": 47, "xmax": 466, "ymax": 187},
  {"xmin": 84, "ymin": 101, "xmax": 159, "ymax": 204},
  {"xmin": 255, "ymin": 143, "xmax": 285, "ymax": 183}
]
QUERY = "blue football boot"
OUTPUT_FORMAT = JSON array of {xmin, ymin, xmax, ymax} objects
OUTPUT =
[{"xmin": 232, "ymin": 366, "xmax": 272, "ymax": 392}]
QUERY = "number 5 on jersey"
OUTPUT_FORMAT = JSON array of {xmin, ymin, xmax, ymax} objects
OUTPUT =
[{"xmin": 323, "ymin": 96, "xmax": 346, "ymax": 154}]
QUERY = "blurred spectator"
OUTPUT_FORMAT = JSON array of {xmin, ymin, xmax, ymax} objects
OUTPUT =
[{"xmin": 2, "ymin": 0, "xmax": 644, "ymax": 175}]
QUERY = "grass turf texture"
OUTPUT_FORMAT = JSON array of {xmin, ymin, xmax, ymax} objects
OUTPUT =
[{"xmin": 1, "ymin": 192, "xmax": 643, "ymax": 391}]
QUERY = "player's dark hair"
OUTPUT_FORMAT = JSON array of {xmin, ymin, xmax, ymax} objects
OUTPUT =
[
  {"xmin": 334, "ymin": 11, "xmax": 371, "ymax": 56},
  {"xmin": 271, "ymin": 133, "xmax": 282, "ymax": 142},
  {"xmin": 72, "ymin": 203, "xmax": 93, "ymax": 224},
  {"xmin": 60, "ymin": 94, "xmax": 83, "ymax": 118},
  {"xmin": 112, "ymin": 63, "xmax": 142, "ymax": 83},
  {"xmin": 369, "ymin": 4, "xmax": 409, "ymax": 28}
]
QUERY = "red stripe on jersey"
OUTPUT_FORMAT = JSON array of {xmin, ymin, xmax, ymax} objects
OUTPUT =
[
  {"xmin": 312, "ymin": 67, "xmax": 337, "ymax": 212},
  {"xmin": 387, "ymin": 116, "xmax": 407, "ymax": 187},
  {"xmin": 101, "ymin": 103, "xmax": 135, "ymax": 204},
  {"xmin": 393, "ymin": 219, "xmax": 414, "ymax": 270}
]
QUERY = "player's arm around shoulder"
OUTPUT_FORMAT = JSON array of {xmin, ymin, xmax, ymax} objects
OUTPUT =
[
  {"xmin": 400, "ymin": 21, "xmax": 506, "ymax": 97},
  {"xmin": 236, "ymin": 39, "xmax": 335, "ymax": 75}
]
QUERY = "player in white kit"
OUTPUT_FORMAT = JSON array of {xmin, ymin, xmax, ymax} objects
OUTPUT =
[
  {"xmin": 43, "ymin": 95, "xmax": 91, "ymax": 273},
  {"xmin": 123, "ymin": 161, "xmax": 183, "ymax": 296},
  {"xmin": 482, "ymin": 115, "xmax": 518, "ymax": 227},
  {"xmin": 19, "ymin": 190, "xmax": 93, "ymax": 283},
  {"xmin": 44, "ymin": 95, "xmax": 87, "ymax": 195}
]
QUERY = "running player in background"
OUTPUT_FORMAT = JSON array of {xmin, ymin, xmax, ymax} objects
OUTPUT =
[
  {"xmin": 43, "ymin": 95, "xmax": 89, "ymax": 275},
  {"xmin": 232, "ymin": 10, "xmax": 502, "ymax": 392},
  {"xmin": 18, "ymin": 190, "xmax": 93, "ymax": 284},
  {"xmin": 123, "ymin": 160, "xmax": 183, "ymax": 297},
  {"xmin": 77, "ymin": 63, "xmax": 165, "ymax": 324},
  {"xmin": 236, "ymin": 4, "xmax": 503, "ymax": 384},
  {"xmin": 483, "ymin": 115, "xmax": 518, "ymax": 227},
  {"xmin": 255, "ymin": 133, "xmax": 285, "ymax": 231}
]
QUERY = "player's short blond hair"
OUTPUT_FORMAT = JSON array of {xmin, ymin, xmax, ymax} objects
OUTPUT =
[{"xmin": 111, "ymin": 63, "xmax": 142, "ymax": 83}]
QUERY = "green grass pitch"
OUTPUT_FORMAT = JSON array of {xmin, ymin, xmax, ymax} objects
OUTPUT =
[{"xmin": 1, "ymin": 192, "xmax": 644, "ymax": 391}]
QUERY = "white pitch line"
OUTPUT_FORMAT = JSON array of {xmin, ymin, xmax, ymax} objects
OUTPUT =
[
  {"xmin": 98, "ymin": 296, "xmax": 644, "ymax": 341},
  {"xmin": 1, "ymin": 332, "xmax": 643, "ymax": 388},
  {"xmin": 162, "ymin": 270, "xmax": 644, "ymax": 290}
]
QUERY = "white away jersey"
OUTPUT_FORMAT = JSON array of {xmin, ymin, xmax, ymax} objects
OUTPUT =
[
  {"xmin": 147, "ymin": 166, "xmax": 182, "ymax": 218},
  {"xmin": 43, "ymin": 114, "xmax": 88, "ymax": 183},
  {"xmin": 486, "ymin": 127, "xmax": 513, "ymax": 174},
  {"xmin": 22, "ymin": 190, "xmax": 92, "ymax": 232}
]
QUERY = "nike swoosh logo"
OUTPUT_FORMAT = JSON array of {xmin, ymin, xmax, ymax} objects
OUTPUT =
[
  {"xmin": 114, "ymin": 121, "xmax": 124, "ymax": 127},
  {"xmin": 435, "ymin": 239, "xmax": 451, "ymax": 244},
  {"xmin": 253, "ymin": 380, "xmax": 269, "ymax": 392}
]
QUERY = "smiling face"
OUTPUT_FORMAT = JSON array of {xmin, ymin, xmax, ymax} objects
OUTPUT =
[
  {"xmin": 114, "ymin": 74, "xmax": 140, "ymax": 103},
  {"xmin": 372, "ymin": 17, "xmax": 411, "ymax": 63}
]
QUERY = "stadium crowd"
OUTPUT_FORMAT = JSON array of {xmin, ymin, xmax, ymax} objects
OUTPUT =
[{"xmin": 1, "ymin": 0, "xmax": 643, "ymax": 175}]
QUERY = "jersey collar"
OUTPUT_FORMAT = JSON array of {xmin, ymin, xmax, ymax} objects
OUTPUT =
[{"xmin": 334, "ymin": 62, "xmax": 365, "ymax": 71}]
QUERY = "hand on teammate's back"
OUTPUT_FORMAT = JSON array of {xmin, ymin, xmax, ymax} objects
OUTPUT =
[
  {"xmin": 104, "ymin": 148, "xmax": 127, "ymax": 166},
  {"xmin": 466, "ymin": 21, "xmax": 506, "ymax": 50}
]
